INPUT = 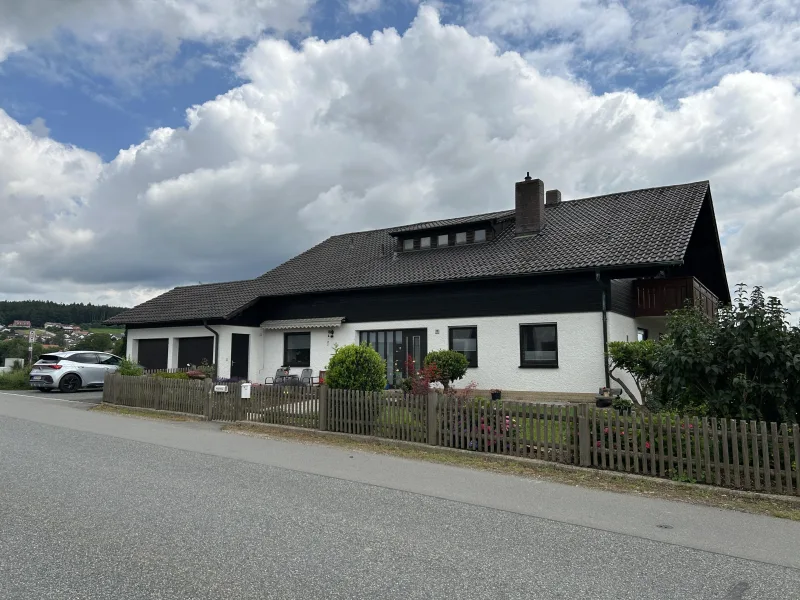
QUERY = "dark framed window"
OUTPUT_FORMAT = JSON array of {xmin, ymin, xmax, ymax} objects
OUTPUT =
[
  {"xmin": 449, "ymin": 326, "xmax": 478, "ymax": 368},
  {"xmin": 284, "ymin": 332, "xmax": 311, "ymax": 367},
  {"xmin": 420, "ymin": 236, "xmax": 431, "ymax": 249},
  {"xmin": 437, "ymin": 234, "xmax": 449, "ymax": 247},
  {"xmin": 455, "ymin": 232, "xmax": 467, "ymax": 245},
  {"xmin": 402, "ymin": 238, "xmax": 414, "ymax": 251},
  {"xmin": 637, "ymin": 328, "xmax": 648, "ymax": 341},
  {"xmin": 519, "ymin": 324, "xmax": 558, "ymax": 368},
  {"xmin": 474, "ymin": 229, "xmax": 486, "ymax": 242}
]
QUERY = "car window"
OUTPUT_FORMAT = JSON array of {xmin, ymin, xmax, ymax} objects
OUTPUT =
[
  {"xmin": 98, "ymin": 354, "xmax": 121, "ymax": 366},
  {"xmin": 71, "ymin": 353, "xmax": 99, "ymax": 364}
]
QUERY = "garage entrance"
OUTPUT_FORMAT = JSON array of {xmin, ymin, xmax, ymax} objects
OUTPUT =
[
  {"xmin": 177, "ymin": 337, "xmax": 214, "ymax": 369},
  {"xmin": 136, "ymin": 339, "xmax": 168, "ymax": 370}
]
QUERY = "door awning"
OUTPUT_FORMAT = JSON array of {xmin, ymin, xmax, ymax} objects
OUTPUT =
[{"xmin": 259, "ymin": 317, "xmax": 345, "ymax": 330}]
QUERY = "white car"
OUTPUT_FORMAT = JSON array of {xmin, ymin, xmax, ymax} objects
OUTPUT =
[{"xmin": 29, "ymin": 351, "xmax": 122, "ymax": 392}]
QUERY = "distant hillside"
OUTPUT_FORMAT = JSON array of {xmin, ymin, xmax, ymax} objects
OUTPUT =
[{"xmin": 0, "ymin": 300, "xmax": 128, "ymax": 328}]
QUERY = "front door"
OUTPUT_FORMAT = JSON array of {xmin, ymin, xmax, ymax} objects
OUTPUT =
[{"xmin": 230, "ymin": 334, "xmax": 250, "ymax": 380}]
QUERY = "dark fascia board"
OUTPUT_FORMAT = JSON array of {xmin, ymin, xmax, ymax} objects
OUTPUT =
[
  {"xmin": 702, "ymin": 187, "xmax": 731, "ymax": 303},
  {"xmin": 231, "ymin": 260, "xmax": 683, "ymax": 316},
  {"xmin": 388, "ymin": 217, "xmax": 504, "ymax": 239}
]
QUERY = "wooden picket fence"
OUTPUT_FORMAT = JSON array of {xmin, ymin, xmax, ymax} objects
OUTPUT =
[
  {"xmin": 102, "ymin": 374, "xmax": 800, "ymax": 496},
  {"xmin": 585, "ymin": 408, "xmax": 800, "ymax": 495},
  {"xmin": 327, "ymin": 388, "xmax": 428, "ymax": 443}
]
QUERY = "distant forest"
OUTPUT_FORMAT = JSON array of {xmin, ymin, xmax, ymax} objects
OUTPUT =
[{"xmin": 0, "ymin": 300, "xmax": 127, "ymax": 327}]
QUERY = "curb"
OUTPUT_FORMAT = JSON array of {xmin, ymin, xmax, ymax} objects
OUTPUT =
[{"xmin": 226, "ymin": 420, "xmax": 800, "ymax": 506}]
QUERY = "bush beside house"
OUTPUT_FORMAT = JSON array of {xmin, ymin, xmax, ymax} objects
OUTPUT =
[{"xmin": 324, "ymin": 343, "xmax": 387, "ymax": 392}]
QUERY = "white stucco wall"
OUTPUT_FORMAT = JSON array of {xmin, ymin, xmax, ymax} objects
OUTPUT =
[
  {"xmin": 606, "ymin": 312, "xmax": 669, "ymax": 403},
  {"xmin": 127, "ymin": 325, "xmax": 263, "ymax": 380},
  {"xmin": 259, "ymin": 313, "xmax": 608, "ymax": 393}
]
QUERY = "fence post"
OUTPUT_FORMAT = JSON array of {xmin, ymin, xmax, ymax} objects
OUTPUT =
[
  {"xmin": 154, "ymin": 377, "xmax": 162, "ymax": 411},
  {"xmin": 318, "ymin": 385, "xmax": 328, "ymax": 431},
  {"xmin": 427, "ymin": 392, "xmax": 439, "ymax": 446},
  {"xmin": 204, "ymin": 379, "xmax": 213, "ymax": 421},
  {"xmin": 578, "ymin": 404, "xmax": 591, "ymax": 467}
]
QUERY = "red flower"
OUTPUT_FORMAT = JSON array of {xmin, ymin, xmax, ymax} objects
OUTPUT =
[
  {"xmin": 645, "ymin": 441, "xmax": 651, "ymax": 449},
  {"xmin": 596, "ymin": 441, "xmax": 602, "ymax": 448},
  {"xmin": 604, "ymin": 427, "xmax": 609, "ymax": 434}
]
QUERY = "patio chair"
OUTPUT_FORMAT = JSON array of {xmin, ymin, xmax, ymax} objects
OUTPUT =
[
  {"xmin": 264, "ymin": 368, "xmax": 285, "ymax": 385},
  {"xmin": 300, "ymin": 368, "xmax": 318, "ymax": 386}
]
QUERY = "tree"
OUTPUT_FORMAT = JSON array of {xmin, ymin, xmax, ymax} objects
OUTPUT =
[
  {"xmin": 423, "ymin": 350, "xmax": 468, "ymax": 389},
  {"xmin": 607, "ymin": 340, "xmax": 663, "ymax": 410},
  {"xmin": 73, "ymin": 333, "xmax": 114, "ymax": 352},
  {"xmin": 609, "ymin": 285, "xmax": 800, "ymax": 423},
  {"xmin": 324, "ymin": 343, "xmax": 387, "ymax": 391}
]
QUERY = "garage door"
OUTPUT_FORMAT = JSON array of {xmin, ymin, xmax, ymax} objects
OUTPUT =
[
  {"xmin": 177, "ymin": 336, "xmax": 214, "ymax": 369},
  {"xmin": 137, "ymin": 339, "xmax": 168, "ymax": 370}
]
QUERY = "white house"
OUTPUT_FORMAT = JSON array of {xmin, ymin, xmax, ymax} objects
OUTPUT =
[{"xmin": 107, "ymin": 176, "xmax": 729, "ymax": 401}]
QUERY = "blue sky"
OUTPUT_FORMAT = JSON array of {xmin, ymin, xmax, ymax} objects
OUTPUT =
[{"xmin": 0, "ymin": 0, "xmax": 799, "ymax": 308}]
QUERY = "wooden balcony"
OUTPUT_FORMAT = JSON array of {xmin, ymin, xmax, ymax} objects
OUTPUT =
[{"xmin": 635, "ymin": 277, "xmax": 718, "ymax": 319}]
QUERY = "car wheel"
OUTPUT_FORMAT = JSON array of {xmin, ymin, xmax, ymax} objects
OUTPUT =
[{"xmin": 59, "ymin": 374, "xmax": 82, "ymax": 393}]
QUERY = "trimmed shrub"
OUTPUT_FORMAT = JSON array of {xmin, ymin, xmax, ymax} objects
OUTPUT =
[
  {"xmin": 186, "ymin": 370, "xmax": 206, "ymax": 380},
  {"xmin": 325, "ymin": 343, "xmax": 387, "ymax": 392},
  {"xmin": 153, "ymin": 371, "xmax": 189, "ymax": 380},
  {"xmin": 117, "ymin": 358, "xmax": 143, "ymax": 377},
  {"xmin": 424, "ymin": 350, "xmax": 468, "ymax": 389}
]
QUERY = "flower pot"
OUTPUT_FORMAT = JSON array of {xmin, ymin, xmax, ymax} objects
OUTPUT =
[
  {"xmin": 491, "ymin": 391, "xmax": 501, "ymax": 400},
  {"xmin": 595, "ymin": 396, "xmax": 612, "ymax": 408}
]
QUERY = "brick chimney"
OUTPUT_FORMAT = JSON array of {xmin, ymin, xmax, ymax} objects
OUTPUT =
[
  {"xmin": 546, "ymin": 189, "xmax": 561, "ymax": 206},
  {"xmin": 515, "ymin": 173, "xmax": 545, "ymax": 235}
]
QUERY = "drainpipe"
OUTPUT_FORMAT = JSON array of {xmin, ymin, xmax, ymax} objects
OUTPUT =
[
  {"xmin": 203, "ymin": 320, "xmax": 220, "ymax": 379},
  {"xmin": 596, "ymin": 270, "xmax": 611, "ymax": 388}
]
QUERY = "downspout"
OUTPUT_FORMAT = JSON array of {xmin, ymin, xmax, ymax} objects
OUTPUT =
[
  {"xmin": 203, "ymin": 320, "xmax": 220, "ymax": 379},
  {"xmin": 596, "ymin": 270, "xmax": 611, "ymax": 388}
]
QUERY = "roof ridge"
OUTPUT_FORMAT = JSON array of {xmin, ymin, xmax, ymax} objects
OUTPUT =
[{"xmin": 563, "ymin": 180, "xmax": 709, "ymax": 205}]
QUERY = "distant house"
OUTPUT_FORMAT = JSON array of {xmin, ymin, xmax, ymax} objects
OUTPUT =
[
  {"xmin": 108, "ymin": 177, "xmax": 729, "ymax": 401},
  {"xmin": 62, "ymin": 325, "xmax": 75, "ymax": 332},
  {"xmin": 44, "ymin": 322, "xmax": 63, "ymax": 329},
  {"xmin": 11, "ymin": 320, "xmax": 32, "ymax": 328}
]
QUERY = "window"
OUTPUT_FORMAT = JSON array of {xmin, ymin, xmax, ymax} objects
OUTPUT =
[
  {"xmin": 519, "ymin": 324, "xmax": 558, "ymax": 367},
  {"xmin": 637, "ymin": 328, "xmax": 649, "ymax": 341},
  {"xmin": 284, "ymin": 333, "xmax": 311, "ymax": 367},
  {"xmin": 403, "ymin": 238, "xmax": 414, "ymax": 251},
  {"xmin": 437, "ymin": 234, "xmax": 449, "ymax": 247},
  {"xmin": 420, "ymin": 236, "xmax": 431, "ymax": 249},
  {"xmin": 98, "ymin": 354, "xmax": 121, "ymax": 365},
  {"xmin": 71, "ymin": 353, "xmax": 99, "ymax": 364},
  {"xmin": 455, "ymin": 232, "xmax": 467, "ymax": 245},
  {"xmin": 449, "ymin": 326, "xmax": 478, "ymax": 367},
  {"xmin": 474, "ymin": 229, "xmax": 486, "ymax": 242}
]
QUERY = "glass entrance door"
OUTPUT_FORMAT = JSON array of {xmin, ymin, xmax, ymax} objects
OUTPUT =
[{"xmin": 359, "ymin": 328, "xmax": 427, "ymax": 388}]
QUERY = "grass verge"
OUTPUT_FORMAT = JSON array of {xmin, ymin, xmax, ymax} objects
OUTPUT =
[
  {"xmin": 91, "ymin": 403, "xmax": 203, "ymax": 422},
  {"xmin": 225, "ymin": 422, "xmax": 800, "ymax": 522}
]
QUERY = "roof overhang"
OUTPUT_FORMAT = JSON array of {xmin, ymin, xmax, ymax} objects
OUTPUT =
[{"xmin": 260, "ymin": 317, "xmax": 345, "ymax": 330}]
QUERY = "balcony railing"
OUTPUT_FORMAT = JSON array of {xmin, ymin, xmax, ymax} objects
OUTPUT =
[{"xmin": 635, "ymin": 277, "xmax": 718, "ymax": 319}]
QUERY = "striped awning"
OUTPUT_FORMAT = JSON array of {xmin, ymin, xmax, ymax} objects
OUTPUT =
[{"xmin": 259, "ymin": 317, "xmax": 345, "ymax": 330}]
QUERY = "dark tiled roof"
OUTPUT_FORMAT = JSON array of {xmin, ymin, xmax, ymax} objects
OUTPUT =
[
  {"xmin": 105, "ymin": 279, "xmax": 259, "ymax": 325},
  {"xmin": 109, "ymin": 181, "xmax": 710, "ymax": 325}
]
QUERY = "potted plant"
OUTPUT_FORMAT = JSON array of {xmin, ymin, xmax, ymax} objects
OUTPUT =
[{"xmin": 490, "ymin": 388, "xmax": 501, "ymax": 400}]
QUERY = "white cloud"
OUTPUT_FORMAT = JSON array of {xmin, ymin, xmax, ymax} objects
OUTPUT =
[
  {"xmin": 25, "ymin": 117, "xmax": 50, "ymax": 138},
  {"xmin": 1, "ymin": 6, "xmax": 800, "ymax": 310},
  {"xmin": 347, "ymin": 0, "xmax": 382, "ymax": 15}
]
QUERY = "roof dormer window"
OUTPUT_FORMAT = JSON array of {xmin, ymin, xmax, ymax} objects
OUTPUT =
[
  {"xmin": 437, "ymin": 234, "xmax": 449, "ymax": 247},
  {"xmin": 403, "ymin": 238, "xmax": 414, "ymax": 251},
  {"xmin": 420, "ymin": 236, "xmax": 431, "ymax": 249},
  {"xmin": 474, "ymin": 229, "xmax": 486, "ymax": 243},
  {"xmin": 455, "ymin": 232, "xmax": 467, "ymax": 245}
]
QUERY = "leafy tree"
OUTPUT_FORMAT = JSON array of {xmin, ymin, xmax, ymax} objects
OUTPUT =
[
  {"xmin": 113, "ymin": 334, "xmax": 127, "ymax": 357},
  {"xmin": 607, "ymin": 340, "xmax": 663, "ymax": 411},
  {"xmin": 0, "ymin": 339, "xmax": 45, "ymax": 365},
  {"xmin": 0, "ymin": 300, "xmax": 126, "ymax": 328},
  {"xmin": 609, "ymin": 285, "xmax": 800, "ymax": 423},
  {"xmin": 73, "ymin": 333, "xmax": 114, "ymax": 352},
  {"xmin": 423, "ymin": 350, "xmax": 468, "ymax": 389},
  {"xmin": 324, "ymin": 343, "xmax": 387, "ymax": 391}
]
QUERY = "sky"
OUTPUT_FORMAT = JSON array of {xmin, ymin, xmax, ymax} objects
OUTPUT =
[{"xmin": 0, "ymin": 0, "xmax": 799, "ymax": 310}]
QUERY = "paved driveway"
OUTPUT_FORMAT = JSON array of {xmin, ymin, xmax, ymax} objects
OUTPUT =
[
  {"xmin": 0, "ymin": 388, "xmax": 104, "ymax": 404},
  {"xmin": 1, "ymin": 393, "xmax": 799, "ymax": 599}
]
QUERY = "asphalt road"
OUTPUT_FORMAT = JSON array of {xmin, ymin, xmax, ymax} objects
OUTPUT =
[
  {"xmin": 1, "ymin": 392, "xmax": 799, "ymax": 599},
  {"xmin": 1, "ymin": 387, "xmax": 104, "ymax": 403}
]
